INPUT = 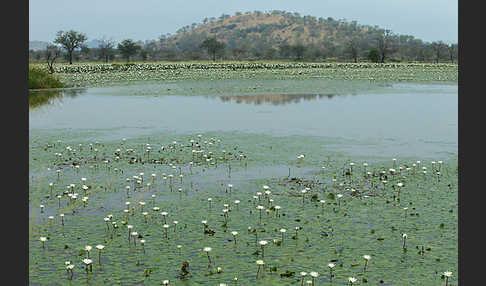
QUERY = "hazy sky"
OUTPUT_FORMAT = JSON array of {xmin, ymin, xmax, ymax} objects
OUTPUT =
[{"xmin": 29, "ymin": 0, "xmax": 457, "ymax": 44}]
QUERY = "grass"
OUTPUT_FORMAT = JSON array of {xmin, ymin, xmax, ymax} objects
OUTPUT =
[{"xmin": 29, "ymin": 66, "xmax": 65, "ymax": 89}]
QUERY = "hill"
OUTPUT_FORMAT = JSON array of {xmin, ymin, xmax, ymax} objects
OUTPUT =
[
  {"xmin": 157, "ymin": 10, "xmax": 438, "ymax": 61},
  {"xmin": 29, "ymin": 40, "xmax": 49, "ymax": 51}
]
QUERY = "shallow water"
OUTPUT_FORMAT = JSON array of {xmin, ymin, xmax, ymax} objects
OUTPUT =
[
  {"xmin": 29, "ymin": 81, "xmax": 457, "ymax": 159},
  {"xmin": 28, "ymin": 79, "xmax": 458, "ymax": 285}
]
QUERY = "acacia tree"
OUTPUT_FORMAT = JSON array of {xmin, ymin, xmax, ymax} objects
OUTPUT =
[
  {"xmin": 117, "ymin": 39, "xmax": 141, "ymax": 62},
  {"xmin": 200, "ymin": 38, "xmax": 225, "ymax": 61},
  {"xmin": 54, "ymin": 30, "xmax": 87, "ymax": 64}
]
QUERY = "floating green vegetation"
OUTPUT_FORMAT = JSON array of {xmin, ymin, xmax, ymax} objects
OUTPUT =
[
  {"xmin": 29, "ymin": 62, "xmax": 458, "ymax": 88},
  {"xmin": 29, "ymin": 131, "xmax": 457, "ymax": 285}
]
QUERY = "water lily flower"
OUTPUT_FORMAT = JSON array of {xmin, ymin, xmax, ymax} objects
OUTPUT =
[
  {"xmin": 65, "ymin": 263, "xmax": 74, "ymax": 279},
  {"xmin": 40, "ymin": 236, "xmax": 47, "ymax": 248},
  {"xmin": 443, "ymin": 271, "xmax": 452, "ymax": 285},
  {"xmin": 363, "ymin": 254, "xmax": 371, "ymax": 270},
  {"xmin": 203, "ymin": 247, "xmax": 212, "ymax": 267},
  {"xmin": 256, "ymin": 260, "xmax": 264, "ymax": 278},
  {"xmin": 259, "ymin": 240, "xmax": 268, "ymax": 258},
  {"xmin": 82, "ymin": 258, "xmax": 93, "ymax": 273},
  {"xmin": 310, "ymin": 272, "xmax": 318, "ymax": 286},
  {"xmin": 231, "ymin": 231, "xmax": 238, "ymax": 244},
  {"xmin": 96, "ymin": 245, "xmax": 104, "ymax": 264}
]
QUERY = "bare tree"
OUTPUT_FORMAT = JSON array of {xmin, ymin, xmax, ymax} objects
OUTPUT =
[
  {"xmin": 98, "ymin": 37, "xmax": 115, "ymax": 63},
  {"xmin": 377, "ymin": 29, "xmax": 394, "ymax": 63},
  {"xmin": 45, "ymin": 45, "xmax": 61, "ymax": 74}
]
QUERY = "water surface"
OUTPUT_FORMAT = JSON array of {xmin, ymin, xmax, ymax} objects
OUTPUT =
[{"xmin": 29, "ymin": 81, "xmax": 457, "ymax": 158}]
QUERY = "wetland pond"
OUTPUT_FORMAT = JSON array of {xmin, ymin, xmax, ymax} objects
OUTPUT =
[
  {"xmin": 29, "ymin": 80, "xmax": 457, "ymax": 159},
  {"xmin": 29, "ymin": 79, "xmax": 458, "ymax": 285}
]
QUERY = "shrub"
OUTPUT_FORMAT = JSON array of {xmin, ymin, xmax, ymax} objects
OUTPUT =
[
  {"xmin": 29, "ymin": 67, "xmax": 65, "ymax": 89},
  {"xmin": 367, "ymin": 49, "xmax": 380, "ymax": 63}
]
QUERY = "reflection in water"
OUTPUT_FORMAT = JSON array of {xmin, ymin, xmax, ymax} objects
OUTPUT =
[
  {"xmin": 29, "ymin": 88, "xmax": 86, "ymax": 109},
  {"xmin": 218, "ymin": 93, "xmax": 342, "ymax": 105}
]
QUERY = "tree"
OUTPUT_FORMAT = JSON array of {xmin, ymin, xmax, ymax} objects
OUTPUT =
[
  {"xmin": 54, "ymin": 30, "xmax": 87, "ymax": 64},
  {"xmin": 345, "ymin": 37, "xmax": 360, "ymax": 62},
  {"xmin": 291, "ymin": 44, "xmax": 306, "ymax": 60},
  {"xmin": 98, "ymin": 37, "xmax": 115, "ymax": 63},
  {"xmin": 45, "ymin": 45, "xmax": 61, "ymax": 74},
  {"xmin": 140, "ymin": 49, "xmax": 148, "ymax": 61},
  {"xmin": 447, "ymin": 43, "xmax": 458, "ymax": 63},
  {"xmin": 200, "ymin": 38, "xmax": 225, "ymax": 61},
  {"xmin": 117, "ymin": 39, "xmax": 141, "ymax": 62},
  {"xmin": 80, "ymin": 45, "xmax": 91, "ymax": 61},
  {"xmin": 431, "ymin": 41, "xmax": 446, "ymax": 63},
  {"xmin": 368, "ymin": 49, "xmax": 380, "ymax": 63},
  {"xmin": 377, "ymin": 29, "xmax": 394, "ymax": 63}
]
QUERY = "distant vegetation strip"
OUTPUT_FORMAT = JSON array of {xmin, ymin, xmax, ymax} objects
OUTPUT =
[
  {"xmin": 30, "ymin": 62, "xmax": 458, "ymax": 74},
  {"xmin": 39, "ymin": 62, "xmax": 457, "ymax": 88}
]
